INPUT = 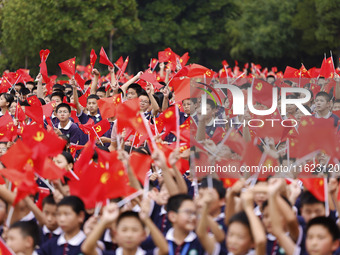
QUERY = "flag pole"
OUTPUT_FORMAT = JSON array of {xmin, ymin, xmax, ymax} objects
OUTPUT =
[
  {"xmin": 117, "ymin": 189, "xmax": 143, "ymax": 208},
  {"xmin": 175, "ymin": 104, "xmax": 180, "ymax": 149},
  {"xmin": 92, "ymin": 127, "xmax": 104, "ymax": 146}
]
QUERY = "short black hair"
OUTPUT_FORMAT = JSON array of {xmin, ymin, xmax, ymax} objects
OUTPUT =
[
  {"xmin": 166, "ymin": 194, "xmax": 192, "ymax": 212},
  {"xmin": 19, "ymin": 88, "xmax": 31, "ymax": 96},
  {"xmin": 117, "ymin": 211, "xmax": 145, "ymax": 228},
  {"xmin": 127, "ymin": 83, "xmax": 143, "ymax": 97},
  {"xmin": 56, "ymin": 103, "xmax": 71, "ymax": 113},
  {"xmin": 96, "ymin": 87, "xmax": 106, "ymax": 93},
  {"xmin": 87, "ymin": 94, "xmax": 99, "ymax": 101},
  {"xmin": 61, "ymin": 151, "xmax": 74, "ymax": 164},
  {"xmin": 300, "ymin": 191, "xmax": 324, "ymax": 207},
  {"xmin": 200, "ymin": 177, "xmax": 226, "ymax": 199},
  {"xmin": 229, "ymin": 211, "xmax": 252, "ymax": 239},
  {"xmin": 10, "ymin": 221, "xmax": 40, "ymax": 247},
  {"xmin": 315, "ymin": 91, "xmax": 331, "ymax": 102},
  {"xmin": 53, "ymin": 84, "xmax": 65, "ymax": 91},
  {"xmin": 307, "ymin": 216, "xmax": 340, "ymax": 241},
  {"xmin": 42, "ymin": 194, "xmax": 56, "ymax": 208},
  {"xmin": 51, "ymin": 91, "xmax": 65, "ymax": 102},
  {"xmin": 57, "ymin": 196, "xmax": 85, "ymax": 215},
  {"xmin": 206, "ymin": 98, "xmax": 216, "ymax": 109}
]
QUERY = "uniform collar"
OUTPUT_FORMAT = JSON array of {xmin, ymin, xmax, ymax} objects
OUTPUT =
[
  {"xmin": 57, "ymin": 230, "xmax": 86, "ymax": 246},
  {"xmin": 314, "ymin": 111, "xmax": 332, "ymax": 119},
  {"xmin": 58, "ymin": 120, "xmax": 72, "ymax": 130},
  {"xmin": 42, "ymin": 225, "xmax": 63, "ymax": 236},
  {"xmin": 166, "ymin": 228, "xmax": 196, "ymax": 243},
  {"xmin": 115, "ymin": 247, "xmax": 146, "ymax": 255}
]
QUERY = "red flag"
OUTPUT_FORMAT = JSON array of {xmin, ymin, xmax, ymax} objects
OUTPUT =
[
  {"xmin": 21, "ymin": 124, "xmax": 67, "ymax": 158},
  {"xmin": 79, "ymin": 119, "xmax": 95, "ymax": 135},
  {"xmin": 116, "ymin": 98, "xmax": 140, "ymax": 133},
  {"xmin": 149, "ymin": 58, "xmax": 158, "ymax": 69},
  {"xmin": 73, "ymin": 137, "xmax": 95, "ymax": 176},
  {"xmin": 300, "ymin": 178, "xmax": 325, "ymax": 201},
  {"xmin": 299, "ymin": 64, "xmax": 312, "ymax": 78},
  {"xmin": 158, "ymin": 105, "xmax": 177, "ymax": 137},
  {"xmin": 99, "ymin": 47, "xmax": 113, "ymax": 67},
  {"xmin": 180, "ymin": 52, "xmax": 190, "ymax": 67},
  {"xmin": 27, "ymin": 95, "xmax": 42, "ymax": 107},
  {"xmin": 78, "ymin": 86, "xmax": 91, "ymax": 107},
  {"xmin": 97, "ymin": 94, "xmax": 122, "ymax": 119},
  {"xmin": 0, "ymin": 139, "xmax": 32, "ymax": 170},
  {"xmin": 41, "ymin": 158, "xmax": 67, "ymax": 180},
  {"xmin": 59, "ymin": 57, "xmax": 76, "ymax": 78},
  {"xmin": 117, "ymin": 56, "xmax": 129, "ymax": 78},
  {"xmin": 320, "ymin": 57, "xmax": 335, "ymax": 78},
  {"xmin": 283, "ymin": 66, "xmax": 300, "ymax": 78},
  {"xmin": 42, "ymin": 101, "xmax": 56, "ymax": 118},
  {"xmin": 90, "ymin": 49, "xmax": 97, "ymax": 68},
  {"xmin": 15, "ymin": 103, "xmax": 26, "ymax": 122},
  {"xmin": 39, "ymin": 49, "xmax": 50, "ymax": 62},
  {"xmin": 139, "ymin": 69, "xmax": 163, "ymax": 89},
  {"xmin": 129, "ymin": 152, "xmax": 153, "ymax": 183},
  {"xmin": 69, "ymin": 145, "xmax": 84, "ymax": 158},
  {"xmin": 297, "ymin": 116, "xmax": 337, "ymax": 157},
  {"xmin": 224, "ymin": 129, "xmax": 246, "ymax": 156},
  {"xmin": 115, "ymin": 56, "xmax": 124, "ymax": 69},
  {"xmin": 0, "ymin": 112, "xmax": 17, "ymax": 141},
  {"xmin": 221, "ymin": 178, "xmax": 239, "ymax": 188},
  {"xmin": 242, "ymin": 142, "xmax": 262, "ymax": 167},
  {"xmin": 158, "ymin": 51, "xmax": 171, "ymax": 62},
  {"xmin": 251, "ymin": 79, "xmax": 275, "ymax": 108},
  {"xmin": 0, "ymin": 237, "xmax": 15, "ymax": 254},
  {"xmin": 24, "ymin": 105, "xmax": 44, "ymax": 125},
  {"xmin": 169, "ymin": 77, "xmax": 190, "ymax": 102},
  {"xmin": 74, "ymin": 73, "xmax": 85, "ymax": 90},
  {"xmin": 93, "ymin": 119, "xmax": 111, "ymax": 137}
]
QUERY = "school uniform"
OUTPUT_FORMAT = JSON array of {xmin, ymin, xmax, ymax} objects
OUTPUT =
[
  {"xmin": 205, "ymin": 118, "xmax": 225, "ymax": 138},
  {"xmin": 58, "ymin": 120, "xmax": 86, "ymax": 145},
  {"xmin": 179, "ymin": 112, "xmax": 189, "ymax": 124},
  {"xmin": 141, "ymin": 201, "xmax": 171, "ymax": 252},
  {"xmin": 166, "ymin": 228, "xmax": 220, "ymax": 255},
  {"xmin": 100, "ymin": 247, "xmax": 147, "ymax": 255},
  {"xmin": 78, "ymin": 110, "xmax": 102, "ymax": 124},
  {"xmin": 39, "ymin": 230, "xmax": 86, "ymax": 255},
  {"xmin": 40, "ymin": 225, "xmax": 63, "ymax": 246},
  {"xmin": 313, "ymin": 111, "xmax": 340, "ymax": 127},
  {"xmin": 214, "ymin": 212, "xmax": 228, "ymax": 255}
]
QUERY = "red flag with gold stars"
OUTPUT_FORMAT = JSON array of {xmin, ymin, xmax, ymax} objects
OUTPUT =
[
  {"xmin": 90, "ymin": 49, "xmax": 97, "ymax": 68},
  {"xmin": 99, "ymin": 47, "xmax": 113, "ymax": 67},
  {"xmin": 300, "ymin": 178, "xmax": 325, "ymax": 201},
  {"xmin": 59, "ymin": 57, "xmax": 76, "ymax": 78},
  {"xmin": 320, "ymin": 57, "xmax": 335, "ymax": 78},
  {"xmin": 139, "ymin": 69, "xmax": 163, "ymax": 89},
  {"xmin": 129, "ymin": 152, "xmax": 153, "ymax": 183},
  {"xmin": 97, "ymin": 94, "xmax": 122, "ymax": 119}
]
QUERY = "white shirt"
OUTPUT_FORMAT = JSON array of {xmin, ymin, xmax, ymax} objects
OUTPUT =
[
  {"xmin": 57, "ymin": 230, "xmax": 86, "ymax": 246},
  {"xmin": 42, "ymin": 225, "xmax": 63, "ymax": 236}
]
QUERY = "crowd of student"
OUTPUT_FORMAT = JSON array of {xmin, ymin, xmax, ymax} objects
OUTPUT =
[{"xmin": 0, "ymin": 54, "xmax": 340, "ymax": 255}]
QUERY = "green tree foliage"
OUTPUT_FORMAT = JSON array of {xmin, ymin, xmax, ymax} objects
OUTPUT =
[
  {"xmin": 227, "ymin": 0, "xmax": 299, "ymax": 64},
  {"xmin": 134, "ymin": 0, "xmax": 237, "ymax": 69},
  {"xmin": 0, "ymin": 0, "xmax": 140, "ymax": 72}
]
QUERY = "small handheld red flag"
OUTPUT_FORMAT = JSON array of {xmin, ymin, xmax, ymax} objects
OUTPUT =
[
  {"xmin": 90, "ymin": 49, "xmax": 97, "ymax": 68},
  {"xmin": 99, "ymin": 47, "xmax": 113, "ymax": 67},
  {"xmin": 59, "ymin": 57, "xmax": 76, "ymax": 78}
]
